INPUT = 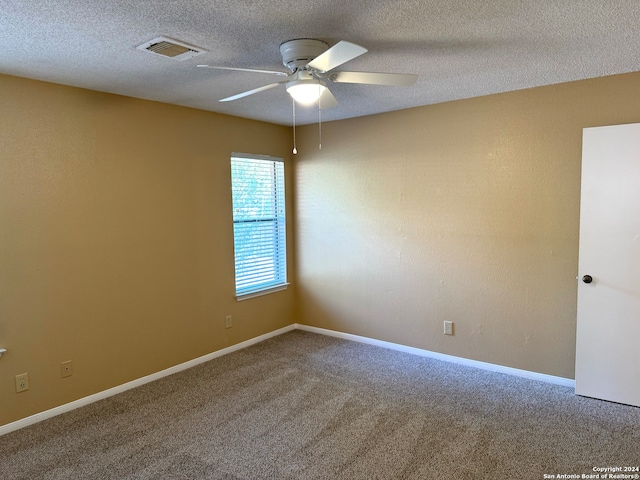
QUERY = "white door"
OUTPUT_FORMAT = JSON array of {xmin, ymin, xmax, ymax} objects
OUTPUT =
[{"xmin": 575, "ymin": 122, "xmax": 640, "ymax": 407}]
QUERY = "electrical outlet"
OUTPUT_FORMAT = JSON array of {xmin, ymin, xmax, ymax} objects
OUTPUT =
[
  {"xmin": 61, "ymin": 360, "xmax": 73, "ymax": 378},
  {"xmin": 444, "ymin": 321, "xmax": 454, "ymax": 336},
  {"xmin": 225, "ymin": 315, "xmax": 233, "ymax": 329},
  {"xmin": 15, "ymin": 373, "xmax": 29, "ymax": 393}
]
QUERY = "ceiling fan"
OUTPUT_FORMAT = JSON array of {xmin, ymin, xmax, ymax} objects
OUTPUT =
[{"xmin": 197, "ymin": 39, "xmax": 417, "ymax": 108}]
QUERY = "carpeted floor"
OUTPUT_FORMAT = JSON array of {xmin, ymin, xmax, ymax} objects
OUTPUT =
[{"xmin": 1, "ymin": 330, "xmax": 639, "ymax": 479}]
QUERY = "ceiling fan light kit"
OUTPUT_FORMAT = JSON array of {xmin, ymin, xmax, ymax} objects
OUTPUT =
[
  {"xmin": 285, "ymin": 70, "xmax": 327, "ymax": 104},
  {"xmin": 286, "ymin": 80, "xmax": 326, "ymax": 104}
]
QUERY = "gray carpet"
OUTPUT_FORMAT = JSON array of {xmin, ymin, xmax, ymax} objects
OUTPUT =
[{"xmin": 1, "ymin": 330, "xmax": 638, "ymax": 479}]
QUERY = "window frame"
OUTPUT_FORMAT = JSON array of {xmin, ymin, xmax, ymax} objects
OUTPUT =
[{"xmin": 230, "ymin": 153, "xmax": 288, "ymax": 300}]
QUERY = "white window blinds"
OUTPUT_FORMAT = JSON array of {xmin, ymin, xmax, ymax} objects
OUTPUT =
[{"xmin": 231, "ymin": 154, "xmax": 287, "ymax": 297}]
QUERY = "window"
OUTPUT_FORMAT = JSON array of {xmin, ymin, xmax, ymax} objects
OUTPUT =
[{"xmin": 231, "ymin": 154, "xmax": 287, "ymax": 299}]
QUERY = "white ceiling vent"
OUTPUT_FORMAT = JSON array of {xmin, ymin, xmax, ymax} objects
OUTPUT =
[{"xmin": 136, "ymin": 36, "xmax": 207, "ymax": 61}]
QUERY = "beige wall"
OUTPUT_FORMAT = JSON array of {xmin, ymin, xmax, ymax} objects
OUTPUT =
[
  {"xmin": 294, "ymin": 72, "xmax": 640, "ymax": 379},
  {"xmin": 3, "ymin": 69, "xmax": 640, "ymax": 427},
  {"xmin": 0, "ymin": 74, "xmax": 295, "ymax": 426}
]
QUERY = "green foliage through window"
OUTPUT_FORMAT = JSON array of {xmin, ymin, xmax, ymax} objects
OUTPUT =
[{"xmin": 231, "ymin": 154, "xmax": 287, "ymax": 296}]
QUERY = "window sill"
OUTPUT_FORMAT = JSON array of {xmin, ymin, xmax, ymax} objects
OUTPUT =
[{"xmin": 236, "ymin": 283, "xmax": 289, "ymax": 301}]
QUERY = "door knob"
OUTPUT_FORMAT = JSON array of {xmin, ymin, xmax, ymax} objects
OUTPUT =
[{"xmin": 582, "ymin": 275, "xmax": 593, "ymax": 284}]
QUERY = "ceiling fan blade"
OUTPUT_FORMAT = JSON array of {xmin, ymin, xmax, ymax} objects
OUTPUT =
[
  {"xmin": 197, "ymin": 65, "xmax": 289, "ymax": 76},
  {"xmin": 330, "ymin": 71, "xmax": 417, "ymax": 86},
  {"xmin": 219, "ymin": 81, "xmax": 285, "ymax": 102},
  {"xmin": 318, "ymin": 88, "xmax": 338, "ymax": 110},
  {"xmin": 306, "ymin": 41, "xmax": 367, "ymax": 73}
]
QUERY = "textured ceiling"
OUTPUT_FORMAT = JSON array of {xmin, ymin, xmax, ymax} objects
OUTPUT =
[{"xmin": 2, "ymin": 1, "xmax": 639, "ymax": 126}]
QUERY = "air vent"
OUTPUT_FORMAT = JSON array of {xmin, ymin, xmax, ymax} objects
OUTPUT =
[{"xmin": 136, "ymin": 36, "xmax": 207, "ymax": 61}]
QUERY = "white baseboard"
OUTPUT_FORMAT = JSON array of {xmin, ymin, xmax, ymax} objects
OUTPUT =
[
  {"xmin": 295, "ymin": 324, "xmax": 576, "ymax": 388},
  {"xmin": 1, "ymin": 322, "xmax": 574, "ymax": 436},
  {"xmin": 0, "ymin": 325, "xmax": 296, "ymax": 437}
]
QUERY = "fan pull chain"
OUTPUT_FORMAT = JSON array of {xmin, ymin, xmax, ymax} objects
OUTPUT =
[
  {"xmin": 318, "ymin": 83, "xmax": 322, "ymax": 150},
  {"xmin": 292, "ymin": 97, "xmax": 297, "ymax": 155}
]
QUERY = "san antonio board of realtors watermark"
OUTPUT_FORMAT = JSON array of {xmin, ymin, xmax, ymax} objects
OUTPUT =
[{"xmin": 543, "ymin": 466, "xmax": 639, "ymax": 479}]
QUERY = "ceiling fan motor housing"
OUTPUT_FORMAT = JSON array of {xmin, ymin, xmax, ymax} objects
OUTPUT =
[{"xmin": 280, "ymin": 39, "xmax": 328, "ymax": 71}]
